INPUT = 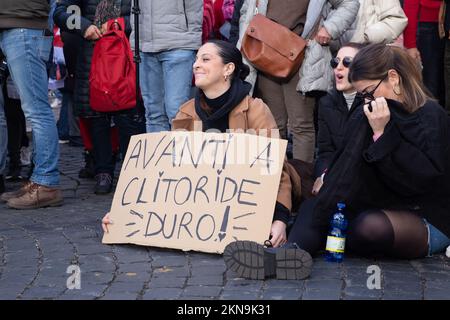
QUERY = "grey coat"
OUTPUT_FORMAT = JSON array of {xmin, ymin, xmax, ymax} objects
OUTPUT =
[
  {"xmin": 130, "ymin": 0, "xmax": 203, "ymax": 53},
  {"xmin": 233, "ymin": 0, "xmax": 359, "ymax": 93}
]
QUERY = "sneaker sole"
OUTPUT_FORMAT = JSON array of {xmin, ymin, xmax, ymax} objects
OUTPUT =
[
  {"xmin": 7, "ymin": 199, "xmax": 63, "ymax": 210},
  {"xmin": 223, "ymin": 240, "xmax": 313, "ymax": 280}
]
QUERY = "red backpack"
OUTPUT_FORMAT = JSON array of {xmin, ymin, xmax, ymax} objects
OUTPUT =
[{"xmin": 89, "ymin": 18, "xmax": 136, "ymax": 112}]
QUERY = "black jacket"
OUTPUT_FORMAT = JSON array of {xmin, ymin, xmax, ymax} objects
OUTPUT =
[
  {"xmin": 314, "ymin": 99, "xmax": 450, "ymax": 238},
  {"xmin": 315, "ymin": 89, "xmax": 363, "ymax": 178},
  {"xmin": 61, "ymin": 32, "xmax": 82, "ymax": 93},
  {"xmin": 54, "ymin": 0, "xmax": 131, "ymax": 117},
  {"xmin": 229, "ymin": 0, "xmax": 244, "ymax": 46}
]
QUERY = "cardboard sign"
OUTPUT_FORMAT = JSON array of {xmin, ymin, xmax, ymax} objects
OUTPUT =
[{"xmin": 102, "ymin": 131, "xmax": 287, "ymax": 254}]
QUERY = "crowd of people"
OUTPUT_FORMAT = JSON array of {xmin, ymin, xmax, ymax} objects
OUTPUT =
[{"xmin": 1, "ymin": 0, "xmax": 449, "ymax": 280}]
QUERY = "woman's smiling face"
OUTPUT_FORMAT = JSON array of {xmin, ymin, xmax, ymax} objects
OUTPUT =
[{"xmin": 193, "ymin": 42, "xmax": 230, "ymax": 90}]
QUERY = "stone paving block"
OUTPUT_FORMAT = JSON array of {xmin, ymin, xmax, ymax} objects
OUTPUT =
[
  {"xmin": 223, "ymin": 279, "xmax": 264, "ymax": 291},
  {"xmin": 302, "ymin": 289, "xmax": 342, "ymax": 300},
  {"xmin": 104, "ymin": 281, "xmax": 143, "ymax": 295},
  {"xmin": 142, "ymin": 288, "xmax": 182, "ymax": 300},
  {"xmin": 114, "ymin": 272, "xmax": 150, "ymax": 284},
  {"xmin": 152, "ymin": 266, "xmax": 190, "ymax": 278},
  {"xmin": 100, "ymin": 292, "xmax": 139, "ymax": 300},
  {"xmin": 264, "ymin": 279, "xmax": 305, "ymax": 289},
  {"xmin": 187, "ymin": 275, "xmax": 224, "ymax": 286},
  {"xmin": 343, "ymin": 286, "xmax": 382, "ymax": 300},
  {"xmin": 147, "ymin": 276, "xmax": 187, "ymax": 288},
  {"xmin": 305, "ymin": 279, "xmax": 344, "ymax": 291},
  {"xmin": 424, "ymin": 288, "xmax": 450, "ymax": 300},
  {"xmin": 310, "ymin": 266, "xmax": 342, "ymax": 279},
  {"xmin": 219, "ymin": 290, "xmax": 260, "ymax": 300},
  {"xmin": 261, "ymin": 287, "xmax": 302, "ymax": 300},
  {"xmin": 182, "ymin": 286, "xmax": 222, "ymax": 298},
  {"xmin": 190, "ymin": 265, "xmax": 226, "ymax": 276},
  {"xmin": 151, "ymin": 256, "xmax": 188, "ymax": 268},
  {"xmin": 64, "ymin": 284, "xmax": 106, "ymax": 298},
  {"xmin": 383, "ymin": 292, "xmax": 422, "ymax": 300},
  {"xmin": 81, "ymin": 271, "xmax": 114, "ymax": 285},
  {"xmin": 425, "ymin": 279, "xmax": 450, "ymax": 290},
  {"xmin": 19, "ymin": 286, "xmax": 64, "ymax": 300}
]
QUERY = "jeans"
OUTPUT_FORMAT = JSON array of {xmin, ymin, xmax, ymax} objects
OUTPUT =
[
  {"xmin": 89, "ymin": 109, "xmax": 145, "ymax": 176},
  {"xmin": 424, "ymin": 219, "xmax": 450, "ymax": 256},
  {"xmin": 0, "ymin": 88, "xmax": 7, "ymax": 175},
  {"xmin": 0, "ymin": 29, "xmax": 59, "ymax": 186},
  {"xmin": 417, "ymin": 22, "xmax": 446, "ymax": 107},
  {"xmin": 140, "ymin": 49, "xmax": 195, "ymax": 133}
]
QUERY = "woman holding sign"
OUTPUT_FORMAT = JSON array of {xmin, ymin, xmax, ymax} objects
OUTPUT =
[{"xmin": 103, "ymin": 40, "xmax": 313, "ymax": 280}]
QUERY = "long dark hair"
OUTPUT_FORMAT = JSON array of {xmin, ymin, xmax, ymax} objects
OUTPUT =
[
  {"xmin": 207, "ymin": 40, "xmax": 250, "ymax": 82},
  {"xmin": 349, "ymin": 43, "xmax": 431, "ymax": 113}
]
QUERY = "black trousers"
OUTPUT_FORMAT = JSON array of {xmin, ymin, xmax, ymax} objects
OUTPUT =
[
  {"xmin": 417, "ymin": 22, "xmax": 446, "ymax": 107},
  {"xmin": 2, "ymin": 85, "xmax": 28, "ymax": 169},
  {"xmin": 287, "ymin": 198, "xmax": 328, "ymax": 256},
  {"xmin": 89, "ymin": 108, "xmax": 145, "ymax": 176}
]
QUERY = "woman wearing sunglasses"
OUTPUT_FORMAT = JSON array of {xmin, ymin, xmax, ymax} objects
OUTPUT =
[
  {"xmin": 312, "ymin": 42, "xmax": 366, "ymax": 196},
  {"xmin": 313, "ymin": 42, "xmax": 450, "ymax": 259}
]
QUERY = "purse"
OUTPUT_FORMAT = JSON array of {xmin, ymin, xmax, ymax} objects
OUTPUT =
[{"xmin": 241, "ymin": 6, "xmax": 307, "ymax": 80}]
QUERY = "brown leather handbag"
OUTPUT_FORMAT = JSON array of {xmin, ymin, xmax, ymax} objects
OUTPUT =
[{"xmin": 241, "ymin": 13, "xmax": 307, "ymax": 79}]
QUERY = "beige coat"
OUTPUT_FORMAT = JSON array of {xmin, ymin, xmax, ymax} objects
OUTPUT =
[
  {"xmin": 172, "ymin": 96, "xmax": 302, "ymax": 213},
  {"xmin": 348, "ymin": 0, "xmax": 408, "ymax": 43}
]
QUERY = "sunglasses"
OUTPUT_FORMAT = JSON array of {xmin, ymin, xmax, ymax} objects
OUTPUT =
[
  {"xmin": 330, "ymin": 56, "xmax": 353, "ymax": 69},
  {"xmin": 355, "ymin": 75, "xmax": 388, "ymax": 102}
]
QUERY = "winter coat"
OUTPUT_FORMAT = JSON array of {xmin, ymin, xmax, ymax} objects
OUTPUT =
[
  {"xmin": 332, "ymin": 0, "xmax": 408, "ymax": 51},
  {"xmin": 54, "ymin": 0, "xmax": 131, "ymax": 117},
  {"xmin": 172, "ymin": 95, "xmax": 303, "ymax": 214},
  {"xmin": 313, "ymin": 98, "xmax": 450, "ymax": 238},
  {"xmin": 230, "ymin": 0, "xmax": 359, "ymax": 93},
  {"xmin": 315, "ymin": 89, "xmax": 363, "ymax": 178},
  {"xmin": 129, "ymin": 0, "xmax": 203, "ymax": 53}
]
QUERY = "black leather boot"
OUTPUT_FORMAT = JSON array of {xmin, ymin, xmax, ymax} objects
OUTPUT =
[{"xmin": 224, "ymin": 241, "xmax": 313, "ymax": 280}]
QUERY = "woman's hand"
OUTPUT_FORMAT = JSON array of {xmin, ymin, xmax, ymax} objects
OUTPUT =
[
  {"xmin": 84, "ymin": 25, "xmax": 102, "ymax": 40},
  {"xmin": 364, "ymin": 97, "xmax": 391, "ymax": 136},
  {"xmin": 269, "ymin": 220, "xmax": 287, "ymax": 248},
  {"xmin": 312, "ymin": 176, "xmax": 323, "ymax": 196},
  {"xmin": 406, "ymin": 48, "xmax": 421, "ymax": 63},
  {"xmin": 102, "ymin": 212, "xmax": 113, "ymax": 233},
  {"xmin": 315, "ymin": 27, "xmax": 331, "ymax": 46}
]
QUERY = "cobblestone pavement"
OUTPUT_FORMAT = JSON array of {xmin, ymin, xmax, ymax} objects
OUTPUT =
[{"xmin": 0, "ymin": 144, "xmax": 449, "ymax": 300}]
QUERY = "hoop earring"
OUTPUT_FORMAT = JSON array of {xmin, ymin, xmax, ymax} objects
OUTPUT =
[
  {"xmin": 393, "ymin": 84, "xmax": 401, "ymax": 96},
  {"xmin": 224, "ymin": 74, "xmax": 229, "ymax": 82}
]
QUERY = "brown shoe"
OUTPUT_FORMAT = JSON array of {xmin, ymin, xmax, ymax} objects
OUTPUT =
[
  {"xmin": 0, "ymin": 181, "xmax": 33, "ymax": 203},
  {"xmin": 6, "ymin": 182, "xmax": 63, "ymax": 210}
]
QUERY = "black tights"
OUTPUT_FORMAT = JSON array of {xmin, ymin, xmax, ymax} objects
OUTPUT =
[
  {"xmin": 288, "ymin": 199, "xmax": 429, "ymax": 259},
  {"xmin": 347, "ymin": 209, "xmax": 429, "ymax": 259}
]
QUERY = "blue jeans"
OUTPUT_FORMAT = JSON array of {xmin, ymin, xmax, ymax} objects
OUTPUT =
[
  {"xmin": 0, "ymin": 29, "xmax": 59, "ymax": 187},
  {"xmin": 140, "ymin": 49, "xmax": 195, "ymax": 132},
  {"xmin": 424, "ymin": 220, "xmax": 450, "ymax": 256},
  {"xmin": 0, "ymin": 88, "xmax": 7, "ymax": 176}
]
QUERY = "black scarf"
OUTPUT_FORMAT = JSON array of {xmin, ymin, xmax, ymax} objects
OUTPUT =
[{"xmin": 195, "ymin": 78, "xmax": 252, "ymax": 132}]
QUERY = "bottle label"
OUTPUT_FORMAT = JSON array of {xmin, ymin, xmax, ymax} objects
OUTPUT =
[{"xmin": 326, "ymin": 236, "xmax": 345, "ymax": 253}]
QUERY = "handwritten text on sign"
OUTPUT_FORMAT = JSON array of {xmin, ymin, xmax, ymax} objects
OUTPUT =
[{"xmin": 102, "ymin": 131, "xmax": 287, "ymax": 254}]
